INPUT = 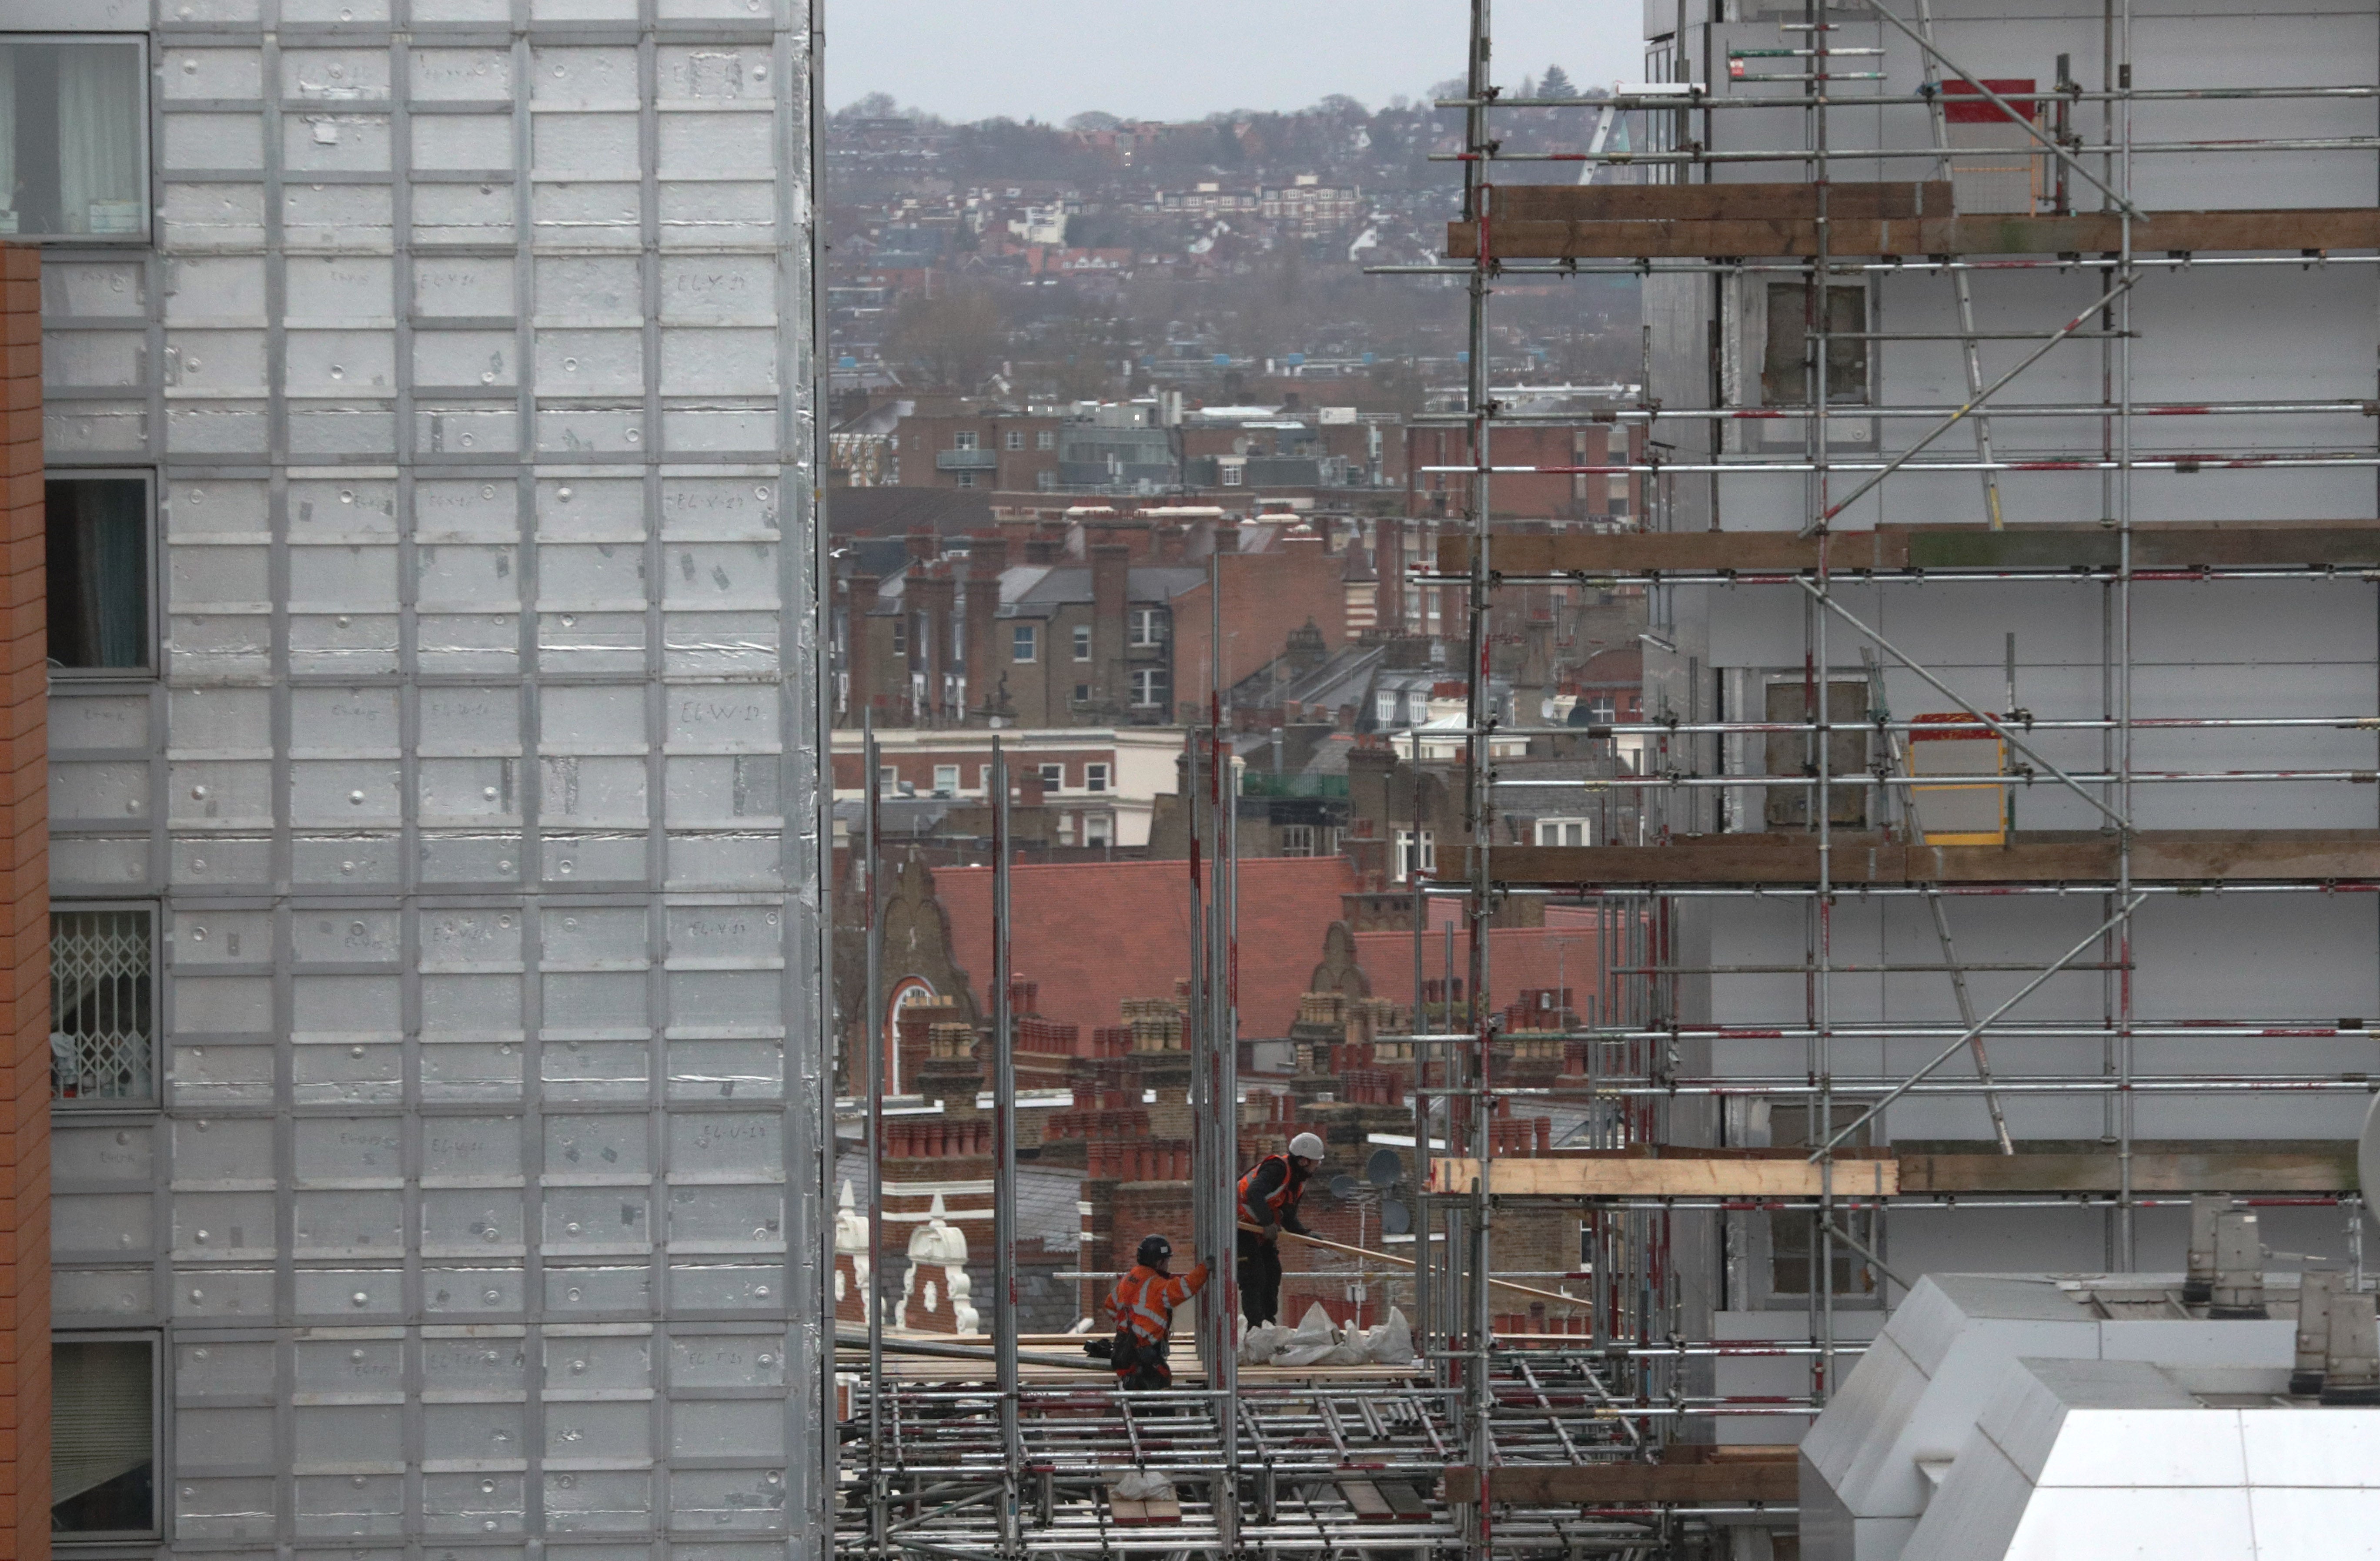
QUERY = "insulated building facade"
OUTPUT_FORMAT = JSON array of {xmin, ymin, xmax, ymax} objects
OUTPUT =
[{"xmin": 24, "ymin": 2, "xmax": 831, "ymax": 1556}]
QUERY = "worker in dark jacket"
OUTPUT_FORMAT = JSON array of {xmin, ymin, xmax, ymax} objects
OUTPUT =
[
  {"xmin": 1107, "ymin": 1234, "xmax": 1208, "ymax": 1391},
  {"xmin": 1237, "ymin": 1132, "xmax": 1325, "ymax": 1327}
]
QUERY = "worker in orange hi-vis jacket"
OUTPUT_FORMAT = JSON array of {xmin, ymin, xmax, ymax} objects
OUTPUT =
[
  {"xmin": 1237, "ymin": 1131, "xmax": 1324, "ymax": 1326},
  {"xmin": 1107, "ymin": 1234, "xmax": 1208, "ymax": 1391}
]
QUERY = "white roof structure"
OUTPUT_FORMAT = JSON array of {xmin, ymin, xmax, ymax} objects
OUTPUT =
[{"xmin": 1796, "ymin": 1272, "xmax": 2380, "ymax": 1561}]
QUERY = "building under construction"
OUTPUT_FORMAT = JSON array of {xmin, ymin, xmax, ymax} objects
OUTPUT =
[{"xmin": 840, "ymin": 0, "xmax": 2380, "ymax": 1557}]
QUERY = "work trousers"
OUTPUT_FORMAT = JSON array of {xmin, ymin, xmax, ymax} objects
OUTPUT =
[
  {"xmin": 1237, "ymin": 1227, "xmax": 1283, "ymax": 1327},
  {"xmin": 1115, "ymin": 1335, "xmax": 1171, "ymax": 1392}
]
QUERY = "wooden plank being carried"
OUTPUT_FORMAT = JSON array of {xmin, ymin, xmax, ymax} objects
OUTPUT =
[
  {"xmin": 1438, "ymin": 522, "xmax": 2380, "ymax": 580},
  {"xmin": 1490, "ymin": 830, "xmax": 2380, "ymax": 888},
  {"xmin": 1444, "ymin": 1461, "xmax": 1801, "ymax": 1505},
  {"xmin": 1450, "ymin": 206, "xmax": 2380, "ymax": 259},
  {"xmin": 1432, "ymin": 1155, "xmax": 1900, "ymax": 1199}
]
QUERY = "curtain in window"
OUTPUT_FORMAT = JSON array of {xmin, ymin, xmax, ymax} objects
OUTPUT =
[
  {"xmin": 0, "ymin": 50, "xmax": 17, "ymax": 232},
  {"xmin": 58, "ymin": 45, "xmax": 140, "ymax": 236},
  {"xmin": 47, "ymin": 480, "xmax": 147, "ymax": 669},
  {"xmin": 52, "ymin": 1340, "xmax": 153, "ymax": 1507}
]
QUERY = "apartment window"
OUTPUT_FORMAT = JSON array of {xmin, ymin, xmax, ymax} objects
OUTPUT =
[
  {"xmin": 1073, "ymin": 683, "xmax": 1090, "ymax": 704},
  {"xmin": 932, "ymin": 764, "xmax": 959, "ymax": 797},
  {"xmin": 955, "ymin": 470, "xmax": 976, "ymax": 489},
  {"xmin": 1129, "ymin": 668, "xmax": 1167, "ymax": 709},
  {"xmin": 1129, "ymin": 606, "xmax": 1165, "ymax": 647},
  {"xmin": 51, "ymin": 1335, "xmax": 156, "ymax": 1537},
  {"xmin": 891, "ymin": 617, "xmax": 907, "ymax": 657},
  {"xmin": 1407, "ymin": 690, "xmax": 1430, "ymax": 724},
  {"xmin": 1072, "ymin": 624, "xmax": 1093, "ymax": 661},
  {"xmin": 1012, "ymin": 623, "xmax": 1037, "ymax": 663},
  {"xmin": 1536, "ymin": 819, "xmax": 1591, "ymax": 847},
  {"xmin": 1762, "ymin": 283, "xmax": 1869, "ymax": 407},
  {"xmin": 953, "ymin": 429, "xmax": 979, "ymax": 451},
  {"xmin": 1393, "ymin": 828, "xmax": 1435, "ymax": 882},
  {"xmin": 1280, "ymin": 823, "xmax": 1316, "ymax": 857},
  {"xmin": 52, "ymin": 906, "xmax": 153, "ymax": 1105},
  {"xmin": 1220, "ymin": 463, "xmax": 1244, "ymax": 487},
  {"xmin": 1004, "ymin": 429, "xmax": 1024, "ymax": 451},
  {"xmin": 1376, "ymin": 690, "xmax": 1398, "ymax": 725},
  {"xmin": 1084, "ymin": 763, "xmax": 1109, "ymax": 794},
  {"xmin": 1084, "ymin": 812, "xmax": 1114, "ymax": 847},
  {"xmin": 877, "ymin": 764, "xmax": 897, "ymax": 795},
  {"xmin": 1036, "ymin": 429, "xmax": 1056, "ymax": 450},
  {"xmin": 0, "ymin": 37, "xmax": 148, "ymax": 241},
  {"xmin": 1036, "ymin": 471, "xmax": 1056, "ymax": 492},
  {"xmin": 48, "ymin": 476, "xmax": 150, "ymax": 672}
]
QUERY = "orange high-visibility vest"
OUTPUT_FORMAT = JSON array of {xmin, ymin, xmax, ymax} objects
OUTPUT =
[
  {"xmin": 1109, "ymin": 1264, "xmax": 1201, "ymax": 1346},
  {"xmin": 1237, "ymin": 1152, "xmax": 1303, "ymax": 1225}
]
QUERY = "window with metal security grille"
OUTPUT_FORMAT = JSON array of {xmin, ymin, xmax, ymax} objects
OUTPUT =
[
  {"xmin": 51, "ymin": 1335, "xmax": 155, "ymax": 1537},
  {"xmin": 0, "ymin": 37, "xmax": 148, "ymax": 241},
  {"xmin": 47, "ymin": 476, "xmax": 150, "ymax": 672},
  {"xmin": 51, "ymin": 907, "xmax": 153, "ymax": 1105}
]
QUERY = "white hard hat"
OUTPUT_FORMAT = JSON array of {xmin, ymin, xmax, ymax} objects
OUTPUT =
[{"xmin": 1288, "ymin": 1132, "xmax": 1326, "ymax": 1161}]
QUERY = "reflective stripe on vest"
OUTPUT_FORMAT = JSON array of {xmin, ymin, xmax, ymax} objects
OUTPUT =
[
  {"xmin": 1238, "ymin": 1153, "xmax": 1297, "ymax": 1223},
  {"xmin": 1111, "ymin": 1271, "xmax": 1173, "ymax": 1343}
]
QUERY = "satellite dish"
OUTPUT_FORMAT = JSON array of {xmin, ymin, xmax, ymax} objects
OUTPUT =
[
  {"xmin": 2359, "ymin": 1093, "xmax": 2380, "ymax": 1217},
  {"xmin": 1330, "ymin": 1173, "xmax": 1360, "ymax": 1201},
  {"xmin": 1380, "ymin": 1198, "xmax": 1411, "ymax": 1236},
  {"xmin": 1366, "ymin": 1147, "xmax": 1404, "ymax": 1189}
]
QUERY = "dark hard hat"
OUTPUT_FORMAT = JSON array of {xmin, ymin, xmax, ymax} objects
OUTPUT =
[{"xmin": 1136, "ymin": 1234, "xmax": 1173, "ymax": 1268}]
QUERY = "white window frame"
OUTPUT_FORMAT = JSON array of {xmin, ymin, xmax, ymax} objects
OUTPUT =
[
  {"xmin": 1036, "ymin": 429, "xmax": 1056, "ymax": 450},
  {"xmin": 1129, "ymin": 606, "xmax": 1163, "ymax": 647},
  {"xmin": 1072, "ymin": 624, "xmax": 1093, "ymax": 661},
  {"xmin": 932, "ymin": 764, "xmax": 960, "ymax": 796},
  {"xmin": 1011, "ymin": 623, "xmax": 1036, "ymax": 663},
  {"xmin": 1534, "ymin": 818, "xmax": 1592, "ymax": 847},
  {"xmin": 1280, "ymin": 823, "xmax": 1316, "ymax": 858},
  {"xmin": 1393, "ymin": 828, "xmax": 1435, "ymax": 882},
  {"xmin": 1039, "ymin": 762, "xmax": 1064, "ymax": 791},
  {"xmin": 1084, "ymin": 812, "xmax": 1114, "ymax": 847},
  {"xmin": 1004, "ymin": 429, "xmax": 1024, "ymax": 450},
  {"xmin": 1084, "ymin": 763, "xmax": 1109, "ymax": 794},
  {"xmin": 1130, "ymin": 668, "xmax": 1164, "ymax": 709},
  {"xmin": 877, "ymin": 764, "xmax": 898, "ymax": 795},
  {"xmin": 953, "ymin": 429, "xmax": 979, "ymax": 451},
  {"xmin": 1375, "ymin": 690, "xmax": 1397, "ymax": 724}
]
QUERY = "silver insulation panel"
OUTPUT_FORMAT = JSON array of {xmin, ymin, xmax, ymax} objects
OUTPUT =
[{"xmin": 39, "ymin": 1, "xmax": 831, "ymax": 1554}]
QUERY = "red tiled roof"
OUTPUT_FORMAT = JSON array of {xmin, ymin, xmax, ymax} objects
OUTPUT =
[{"xmin": 936, "ymin": 856, "xmax": 1360, "ymax": 1038}]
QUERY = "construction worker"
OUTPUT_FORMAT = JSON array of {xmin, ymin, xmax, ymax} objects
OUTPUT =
[
  {"xmin": 1107, "ymin": 1234, "xmax": 1208, "ymax": 1391},
  {"xmin": 1237, "ymin": 1131, "xmax": 1325, "ymax": 1327}
]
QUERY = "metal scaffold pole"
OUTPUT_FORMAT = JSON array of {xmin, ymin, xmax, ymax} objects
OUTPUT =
[
  {"xmin": 992, "ymin": 740, "xmax": 1023, "ymax": 1548},
  {"xmin": 862, "ymin": 715, "xmax": 887, "ymax": 1552}
]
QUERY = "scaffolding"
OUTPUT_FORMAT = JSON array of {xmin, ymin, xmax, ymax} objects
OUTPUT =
[{"xmin": 834, "ymin": 2, "xmax": 2380, "ymax": 1555}]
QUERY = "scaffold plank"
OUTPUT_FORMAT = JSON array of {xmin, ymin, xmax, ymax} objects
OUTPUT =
[
  {"xmin": 1450, "ymin": 204, "xmax": 2380, "ymax": 258},
  {"xmin": 1444, "ymin": 1461, "xmax": 1801, "ymax": 1504},
  {"xmin": 1901, "ymin": 1146, "xmax": 2357, "ymax": 1193},
  {"xmin": 1489, "ymin": 831, "xmax": 2380, "ymax": 887},
  {"xmin": 1488, "ymin": 180, "xmax": 1955, "ymax": 222},
  {"xmin": 1438, "ymin": 522, "xmax": 2380, "ymax": 579},
  {"xmin": 1432, "ymin": 1156, "xmax": 1900, "ymax": 1198}
]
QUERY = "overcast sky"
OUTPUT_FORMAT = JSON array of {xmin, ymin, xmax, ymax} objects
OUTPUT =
[{"xmin": 826, "ymin": 0, "xmax": 1647, "ymax": 124}]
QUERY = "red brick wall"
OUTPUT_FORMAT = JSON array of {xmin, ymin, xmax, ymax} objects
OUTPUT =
[{"xmin": 0, "ymin": 244, "xmax": 48, "ymax": 1561}]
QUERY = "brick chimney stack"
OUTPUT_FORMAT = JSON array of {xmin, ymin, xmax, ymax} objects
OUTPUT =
[{"xmin": 963, "ymin": 535, "xmax": 1009, "ymax": 725}]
